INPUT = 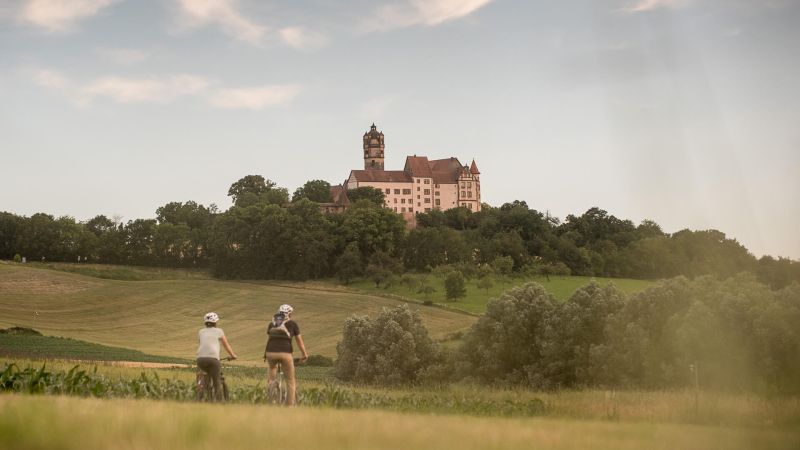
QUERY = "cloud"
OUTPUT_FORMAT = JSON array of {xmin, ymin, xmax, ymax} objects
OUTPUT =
[
  {"xmin": 210, "ymin": 84, "xmax": 300, "ymax": 110},
  {"xmin": 622, "ymin": 0, "xmax": 690, "ymax": 13},
  {"xmin": 96, "ymin": 47, "xmax": 149, "ymax": 66},
  {"xmin": 27, "ymin": 67, "xmax": 299, "ymax": 110},
  {"xmin": 370, "ymin": 0, "xmax": 494, "ymax": 31},
  {"xmin": 174, "ymin": 0, "xmax": 265, "ymax": 43},
  {"xmin": 82, "ymin": 75, "xmax": 210, "ymax": 103},
  {"xmin": 278, "ymin": 26, "xmax": 328, "ymax": 50},
  {"xmin": 32, "ymin": 68, "xmax": 68, "ymax": 89},
  {"xmin": 15, "ymin": 0, "xmax": 118, "ymax": 31}
]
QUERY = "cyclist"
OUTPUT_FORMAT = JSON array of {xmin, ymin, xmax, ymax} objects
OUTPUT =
[
  {"xmin": 263, "ymin": 304, "xmax": 308, "ymax": 406},
  {"xmin": 197, "ymin": 312, "xmax": 238, "ymax": 402}
]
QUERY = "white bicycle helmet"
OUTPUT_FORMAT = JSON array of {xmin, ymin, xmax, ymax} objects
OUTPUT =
[
  {"xmin": 278, "ymin": 304, "xmax": 294, "ymax": 315},
  {"xmin": 204, "ymin": 312, "xmax": 220, "ymax": 323}
]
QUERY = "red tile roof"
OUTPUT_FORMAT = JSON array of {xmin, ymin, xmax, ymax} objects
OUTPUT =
[
  {"xmin": 349, "ymin": 170, "xmax": 413, "ymax": 183},
  {"xmin": 404, "ymin": 156, "xmax": 433, "ymax": 178},
  {"xmin": 470, "ymin": 159, "xmax": 480, "ymax": 174}
]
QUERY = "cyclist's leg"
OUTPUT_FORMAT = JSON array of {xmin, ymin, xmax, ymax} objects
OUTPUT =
[
  {"xmin": 282, "ymin": 354, "xmax": 296, "ymax": 406},
  {"xmin": 266, "ymin": 353, "xmax": 279, "ymax": 385},
  {"xmin": 198, "ymin": 357, "xmax": 223, "ymax": 402}
]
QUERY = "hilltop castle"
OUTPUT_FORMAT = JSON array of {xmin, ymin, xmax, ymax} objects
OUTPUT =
[{"xmin": 328, "ymin": 124, "xmax": 481, "ymax": 219}]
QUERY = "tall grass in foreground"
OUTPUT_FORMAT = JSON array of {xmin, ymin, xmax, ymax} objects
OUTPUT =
[
  {"xmin": 2, "ymin": 362, "xmax": 799, "ymax": 427},
  {"xmin": 2, "ymin": 395, "xmax": 798, "ymax": 450}
]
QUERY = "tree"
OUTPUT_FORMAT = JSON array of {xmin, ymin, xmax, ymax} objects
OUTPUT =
[
  {"xmin": 334, "ymin": 304, "xmax": 440, "ymax": 384},
  {"xmin": 346, "ymin": 187, "xmax": 385, "ymax": 207},
  {"xmin": 476, "ymin": 277, "xmax": 493, "ymax": 294},
  {"xmin": 444, "ymin": 271, "xmax": 467, "ymax": 301},
  {"xmin": 227, "ymin": 175, "xmax": 289, "ymax": 206},
  {"xmin": 460, "ymin": 283, "xmax": 557, "ymax": 386},
  {"xmin": 336, "ymin": 242, "xmax": 364, "ymax": 285},
  {"xmin": 292, "ymin": 180, "xmax": 332, "ymax": 203},
  {"xmin": 365, "ymin": 250, "xmax": 401, "ymax": 287}
]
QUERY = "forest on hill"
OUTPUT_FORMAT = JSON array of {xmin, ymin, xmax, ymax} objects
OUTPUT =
[{"xmin": 1, "ymin": 175, "xmax": 798, "ymax": 288}]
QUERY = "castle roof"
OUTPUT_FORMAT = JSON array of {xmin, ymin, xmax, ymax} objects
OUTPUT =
[
  {"xmin": 349, "ymin": 170, "xmax": 412, "ymax": 183},
  {"xmin": 470, "ymin": 159, "xmax": 480, "ymax": 174},
  {"xmin": 329, "ymin": 184, "xmax": 350, "ymax": 206},
  {"xmin": 404, "ymin": 156, "xmax": 433, "ymax": 178}
]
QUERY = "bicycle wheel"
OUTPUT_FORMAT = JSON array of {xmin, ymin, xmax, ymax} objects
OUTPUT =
[
  {"xmin": 278, "ymin": 372, "xmax": 288, "ymax": 405},
  {"xmin": 196, "ymin": 372, "xmax": 210, "ymax": 402}
]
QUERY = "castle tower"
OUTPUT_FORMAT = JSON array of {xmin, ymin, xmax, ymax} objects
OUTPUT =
[{"xmin": 363, "ymin": 123, "xmax": 385, "ymax": 170}]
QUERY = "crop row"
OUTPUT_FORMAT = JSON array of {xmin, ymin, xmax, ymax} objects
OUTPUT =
[{"xmin": 0, "ymin": 363, "xmax": 545, "ymax": 417}]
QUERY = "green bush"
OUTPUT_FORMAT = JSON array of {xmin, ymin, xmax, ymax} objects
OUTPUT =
[
  {"xmin": 334, "ymin": 304, "xmax": 440, "ymax": 385},
  {"xmin": 13, "ymin": 253, "xmax": 21, "ymax": 263}
]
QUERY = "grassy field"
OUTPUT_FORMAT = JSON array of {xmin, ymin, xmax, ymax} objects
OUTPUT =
[
  {"xmin": 1, "ymin": 395, "xmax": 797, "ymax": 450},
  {"xmin": 0, "ymin": 333, "xmax": 189, "ymax": 364},
  {"xmin": 0, "ymin": 263, "xmax": 476, "ymax": 363},
  {"xmin": 349, "ymin": 275, "xmax": 654, "ymax": 314},
  {"xmin": 24, "ymin": 261, "xmax": 211, "ymax": 281}
]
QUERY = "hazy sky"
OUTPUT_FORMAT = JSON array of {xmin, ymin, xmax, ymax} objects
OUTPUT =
[{"xmin": 1, "ymin": 0, "xmax": 798, "ymax": 259}]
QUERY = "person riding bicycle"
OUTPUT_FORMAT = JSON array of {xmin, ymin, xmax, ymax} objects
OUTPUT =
[
  {"xmin": 197, "ymin": 312, "xmax": 238, "ymax": 402},
  {"xmin": 263, "ymin": 304, "xmax": 308, "ymax": 406}
]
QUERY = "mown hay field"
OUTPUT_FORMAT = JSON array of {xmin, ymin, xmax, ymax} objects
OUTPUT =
[{"xmin": 0, "ymin": 263, "xmax": 476, "ymax": 363}]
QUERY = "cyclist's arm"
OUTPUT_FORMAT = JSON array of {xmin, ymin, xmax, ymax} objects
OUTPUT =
[
  {"xmin": 295, "ymin": 334, "xmax": 308, "ymax": 362},
  {"xmin": 220, "ymin": 335, "xmax": 238, "ymax": 360}
]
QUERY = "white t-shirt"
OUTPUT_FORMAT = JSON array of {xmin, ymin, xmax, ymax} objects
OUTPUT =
[{"xmin": 197, "ymin": 327, "xmax": 225, "ymax": 359}]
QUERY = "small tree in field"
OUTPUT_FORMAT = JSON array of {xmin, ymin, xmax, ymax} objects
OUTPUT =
[
  {"xmin": 476, "ymin": 277, "xmax": 493, "ymax": 294},
  {"xmin": 444, "ymin": 271, "xmax": 467, "ymax": 301}
]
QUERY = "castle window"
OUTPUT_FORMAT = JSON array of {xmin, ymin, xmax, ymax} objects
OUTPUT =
[
  {"xmin": 394, "ymin": 189, "xmax": 400, "ymax": 194},
  {"xmin": 424, "ymin": 198, "xmax": 430, "ymax": 203},
  {"xmin": 402, "ymin": 189, "xmax": 411, "ymax": 195},
  {"xmin": 434, "ymin": 184, "xmax": 439, "ymax": 188},
  {"xmin": 461, "ymin": 191, "xmax": 466, "ymax": 197},
  {"xmin": 435, "ymin": 191, "xmax": 439, "ymax": 196},
  {"xmin": 467, "ymin": 192, "xmax": 472, "ymax": 198},
  {"xmin": 385, "ymin": 189, "xmax": 390, "ymax": 194},
  {"xmin": 401, "ymin": 207, "xmax": 406, "ymax": 212},
  {"xmin": 394, "ymin": 207, "xmax": 398, "ymax": 212},
  {"xmin": 424, "ymin": 189, "xmax": 430, "ymax": 195},
  {"xmin": 435, "ymin": 199, "xmax": 440, "ymax": 206},
  {"xmin": 424, "ymin": 179, "xmax": 430, "ymax": 184},
  {"xmin": 468, "ymin": 203, "xmax": 473, "ymax": 210},
  {"xmin": 467, "ymin": 182, "xmax": 472, "ymax": 188},
  {"xmin": 394, "ymin": 198, "xmax": 397, "ymax": 203},
  {"xmin": 417, "ymin": 187, "xmax": 420, "ymax": 191},
  {"xmin": 417, "ymin": 195, "xmax": 420, "ymax": 199},
  {"xmin": 425, "ymin": 208, "xmax": 431, "ymax": 212},
  {"xmin": 401, "ymin": 198, "xmax": 405, "ymax": 204},
  {"xmin": 416, "ymin": 179, "xmax": 421, "ymax": 183},
  {"xmin": 461, "ymin": 182, "xmax": 465, "ymax": 188},
  {"xmin": 409, "ymin": 207, "xmax": 413, "ymax": 212}
]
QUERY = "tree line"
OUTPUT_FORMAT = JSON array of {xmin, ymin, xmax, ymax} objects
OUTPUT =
[
  {"xmin": 1, "ymin": 175, "xmax": 798, "ymax": 288},
  {"xmin": 335, "ymin": 275, "xmax": 800, "ymax": 394}
]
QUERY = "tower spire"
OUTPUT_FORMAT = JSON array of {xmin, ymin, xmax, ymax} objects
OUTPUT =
[{"xmin": 363, "ymin": 123, "xmax": 385, "ymax": 170}]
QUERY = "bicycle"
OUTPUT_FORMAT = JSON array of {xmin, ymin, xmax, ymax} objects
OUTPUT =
[
  {"xmin": 267, "ymin": 357, "xmax": 301, "ymax": 405},
  {"xmin": 196, "ymin": 356, "xmax": 234, "ymax": 402}
]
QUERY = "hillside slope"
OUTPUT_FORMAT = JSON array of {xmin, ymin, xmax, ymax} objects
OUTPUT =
[{"xmin": 0, "ymin": 264, "xmax": 476, "ymax": 363}]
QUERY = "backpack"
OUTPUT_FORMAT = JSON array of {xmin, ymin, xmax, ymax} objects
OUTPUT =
[{"xmin": 268, "ymin": 313, "xmax": 292, "ymax": 339}]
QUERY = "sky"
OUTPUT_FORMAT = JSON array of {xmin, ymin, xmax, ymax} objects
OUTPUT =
[{"xmin": 1, "ymin": 0, "xmax": 798, "ymax": 259}]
